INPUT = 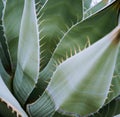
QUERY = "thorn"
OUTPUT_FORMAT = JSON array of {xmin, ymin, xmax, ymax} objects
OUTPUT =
[
  {"xmin": 66, "ymin": 51, "xmax": 69, "ymax": 59},
  {"xmin": 70, "ymin": 48, "xmax": 73, "ymax": 57},
  {"xmin": 74, "ymin": 46, "xmax": 77, "ymax": 55},
  {"xmin": 40, "ymin": 42, "xmax": 46, "ymax": 48},
  {"xmin": 37, "ymin": 13, "xmax": 44, "ymax": 22},
  {"xmin": 40, "ymin": 35, "xmax": 46, "ymax": 41},
  {"xmin": 35, "ymin": 1, "xmax": 41, "ymax": 6}
]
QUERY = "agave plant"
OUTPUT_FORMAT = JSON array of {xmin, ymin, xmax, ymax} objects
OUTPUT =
[{"xmin": 0, "ymin": 0, "xmax": 120, "ymax": 117}]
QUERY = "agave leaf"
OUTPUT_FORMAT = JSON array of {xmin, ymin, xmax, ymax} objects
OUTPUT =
[
  {"xmin": 89, "ymin": 96, "xmax": 120, "ymax": 117},
  {"xmin": 13, "ymin": 0, "xmax": 40, "ymax": 105},
  {"xmin": 84, "ymin": 0, "xmax": 115, "ymax": 19},
  {"xmin": 27, "ymin": 25, "xmax": 120, "ymax": 117},
  {"xmin": 0, "ymin": 0, "xmax": 12, "ymax": 74},
  {"xmin": 83, "ymin": 0, "xmax": 92, "ymax": 11},
  {"xmin": 105, "ymin": 51, "xmax": 120, "ymax": 104},
  {"xmin": 38, "ymin": 0, "xmax": 83, "ymax": 70},
  {"xmin": 0, "ymin": 60, "xmax": 11, "ymax": 90},
  {"xmin": 0, "ymin": 76, "xmax": 28, "ymax": 117},
  {"xmin": 2, "ymin": 0, "xmax": 24, "ymax": 70},
  {"xmin": 29, "ymin": 0, "xmax": 119, "ymax": 101},
  {"xmin": 102, "ymin": 1, "xmax": 120, "ymax": 104}
]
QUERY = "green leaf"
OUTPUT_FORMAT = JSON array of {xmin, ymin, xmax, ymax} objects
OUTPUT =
[
  {"xmin": 0, "ymin": 0, "xmax": 12, "ymax": 74},
  {"xmin": 0, "ymin": 60, "xmax": 11, "ymax": 90},
  {"xmin": 89, "ymin": 96, "xmax": 120, "ymax": 117},
  {"xmin": 84, "ymin": 0, "xmax": 114, "ymax": 19},
  {"xmin": 38, "ymin": 0, "xmax": 83, "ymax": 70},
  {"xmin": 3, "ymin": 0, "xmax": 24, "ymax": 70},
  {"xmin": 30, "ymin": 0, "xmax": 119, "ymax": 101},
  {"xmin": 0, "ymin": 75, "xmax": 28, "ymax": 117},
  {"xmin": 83, "ymin": 0, "xmax": 92, "ymax": 11},
  {"xmin": 27, "ymin": 25, "xmax": 120, "ymax": 117},
  {"xmin": 13, "ymin": 0, "xmax": 40, "ymax": 106},
  {"xmin": 105, "ymin": 51, "xmax": 120, "ymax": 104}
]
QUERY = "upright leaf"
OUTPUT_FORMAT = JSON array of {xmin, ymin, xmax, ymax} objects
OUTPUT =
[
  {"xmin": 3, "ymin": 0, "xmax": 24, "ymax": 70},
  {"xmin": 0, "ymin": 0, "xmax": 12, "ymax": 74},
  {"xmin": 27, "ymin": 25, "xmax": 120, "ymax": 117},
  {"xmin": 13, "ymin": 0, "xmax": 40, "ymax": 105}
]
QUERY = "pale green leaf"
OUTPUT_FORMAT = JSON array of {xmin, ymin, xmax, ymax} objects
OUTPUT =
[
  {"xmin": 0, "ymin": 60, "xmax": 11, "ymax": 90},
  {"xmin": 13, "ymin": 0, "xmax": 40, "ymax": 106},
  {"xmin": 0, "ymin": 76, "xmax": 28, "ymax": 117},
  {"xmin": 46, "ymin": 26, "xmax": 120, "ymax": 116},
  {"xmin": 30, "ymin": 0, "xmax": 119, "ymax": 101},
  {"xmin": 84, "ymin": 0, "xmax": 115, "ymax": 19},
  {"xmin": 27, "ymin": 25, "xmax": 120, "ymax": 117},
  {"xmin": 83, "ymin": 0, "xmax": 92, "ymax": 11},
  {"xmin": 105, "ymin": 51, "xmax": 120, "ymax": 104}
]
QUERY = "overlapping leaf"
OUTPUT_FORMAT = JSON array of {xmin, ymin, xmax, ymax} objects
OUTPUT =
[
  {"xmin": 38, "ymin": 0, "xmax": 83, "ymax": 70},
  {"xmin": 0, "ymin": 76, "xmax": 28, "ymax": 117},
  {"xmin": 29, "ymin": 0, "xmax": 119, "ymax": 101},
  {"xmin": 27, "ymin": 25, "xmax": 120, "ymax": 117},
  {"xmin": 3, "ymin": 0, "xmax": 24, "ymax": 70},
  {"xmin": 13, "ymin": 0, "xmax": 40, "ymax": 106},
  {"xmin": 0, "ymin": 0, "xmax": 12, "ymax": 74},
  {"xmin": 89, "ymin": 96, "xmax": 120, "ymax": 117}
]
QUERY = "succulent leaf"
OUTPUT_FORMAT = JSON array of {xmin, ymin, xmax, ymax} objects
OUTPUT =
[
  {"xmin": 38, "ymin": 0, "xmax": 83, "ymax": 70},
  {"xmin": 83, "ymin": 0, "xmax": 92, "ymax": 11},
  {"xmin": 0, "ymin": 60, "xmax": 11, "ymax": 90},
  {"xmin": 30, "ymin": 0, "xmax": 119, "ymax": 101},
  {"xmin": 89, "ymin": 96, "xmax": 120, "ymax": 117},
  {"xmin": 0, "ymin": 0, "xmax": 12, "ymax": 74},
  {"xmin": 27, "ymin": 24, "xmax": 120, "ymax": 117},
  {"xmin": 13, "ymin": 0, "xmax": 40, "ymax": 105},
  {"xmin": 0, "ymin": 76, "xmax": 28, "ymax": 117},
  {"xmin": 84, "ymin": 0, "xmax": 115, "ymax": 19},
  {"xmin": 2, "ymin": 0, "xmax": 24, "ymax": 70}
]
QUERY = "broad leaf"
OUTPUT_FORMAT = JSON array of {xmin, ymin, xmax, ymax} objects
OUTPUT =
[
  {"xmin": 29, "ymin": 0, "xmax": 119, "ymax": 101},
  {"xmin": 0, "ymin": 76, "xmax": 28, "ymax": 117},
  {"xmin": 13, "ymin": 0, "xmax": 40, "ymax": 106},
  {"xmin": 27, "ymin": 25, "xmax": 120, "ymax": 117}
]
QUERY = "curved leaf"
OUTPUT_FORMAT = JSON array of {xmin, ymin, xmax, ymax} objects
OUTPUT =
[
  {"xmin": 38, "ymin": 0, "xmax": 83, "ymax": 70},
  {"xmin": 13, "ymin": 0, "xmax": 40, "ymax": 105},
  {"xmin": 83, "ymin": 0, "xmax": 92, "ymax": 11},
  {"xmin": 105, "ymin": 50, "xmax": 120, "ymax": 104},
  {"xmin": 84, "ymin": 0, "xmax": 115, "ymax": 19},
  {"xmin": 0, "ymin": 76, "xmax": 28, "ymax": 117},
  {"xmin": 27, "ymin": 25, "xmax": 120, "ymax": 117},
  {"xmin": 89, "ymin": 96, "xmax": 120, "ymax": 117},
  {"xmin": 0, "ymin": 60, "xmax": 11, "ymax": 90},
  {"xmin": 29, "ymin": 0, "xmax": 119, "ymax": 101},
  {"xmin": 3, "ymin": 0, "xmax": 24, "ymax": 70},
  {"xmin": 0, "ymin": 0, "xmax": 12, "ymax": 74}
]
